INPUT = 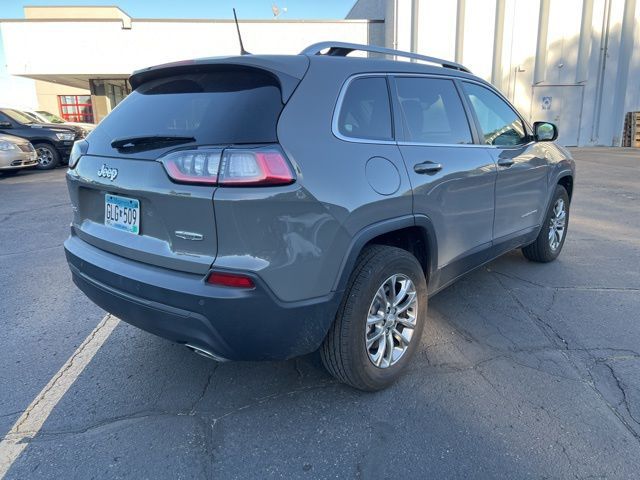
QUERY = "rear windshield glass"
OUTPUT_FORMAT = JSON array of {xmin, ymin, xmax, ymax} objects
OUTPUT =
[{"xmin": 91, "ymin": 68, "xmax": 283, "ymax": 154}]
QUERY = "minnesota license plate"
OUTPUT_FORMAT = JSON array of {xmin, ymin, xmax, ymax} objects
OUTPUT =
[{"xmin": 105, "ymin": 194, "xmax": 140, "ymax": 234}]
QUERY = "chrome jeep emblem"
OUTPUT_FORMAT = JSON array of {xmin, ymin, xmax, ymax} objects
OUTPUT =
[{"xmin": 97, "ymin": 164, "xmax": 118, "ymax": 181}]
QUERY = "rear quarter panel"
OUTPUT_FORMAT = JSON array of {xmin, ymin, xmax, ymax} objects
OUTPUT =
[{"xmin": 213, "ymin": 58, "xmax": 413, "ymax": 302}]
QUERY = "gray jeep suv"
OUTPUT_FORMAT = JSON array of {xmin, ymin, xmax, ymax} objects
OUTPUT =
[{"xmin": 64, "ymin": 42, "xmax": 575, "ymax": 390}]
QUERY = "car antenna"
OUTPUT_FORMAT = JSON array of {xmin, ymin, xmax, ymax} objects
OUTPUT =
[{"xmin": 232, "ymin": 8, "xmax": 250, "ymax": 55}]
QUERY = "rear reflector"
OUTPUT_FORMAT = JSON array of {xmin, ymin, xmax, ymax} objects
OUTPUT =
[
  {"xmin": 160, "ymin": 147, "xmax": 294, "ymax": 186},
  {"xmin": 206, "ymin": 272, "xmax": 255, "ymax": 289}
]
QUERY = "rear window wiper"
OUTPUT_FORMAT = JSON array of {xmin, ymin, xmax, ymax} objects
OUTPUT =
[{"xmin": 111, "ymin": 135, "xmax": 196, "ymax": 152}]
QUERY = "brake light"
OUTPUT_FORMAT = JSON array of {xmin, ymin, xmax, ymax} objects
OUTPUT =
[
  {"xmin": 206, "ymin": 271, "xmax": 255, "ymax": 289},
  {"xmin": 68, "ymin": 139, "xmax": 89, "ymax": 169},
  {"xmin": 160, "ymin": 148, "xmax": 221, "ymax": 185},
  {"xmin": 160, "ymin": 147, "xmax": 294, "ymax": 186},
  {"xmin": 219, "ymin": 150, "xmax": 294, "ymax": 186}
]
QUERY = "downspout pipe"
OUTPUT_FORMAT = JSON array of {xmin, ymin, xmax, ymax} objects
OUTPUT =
[
  {"xmin": 455, "ymin": 0, "xmax": 466, "ymax": 63},
  {"xmin": 534, "ymin": 0, "xmax": 550, "ymax": 84},
  {"xmin": 610, "ymin": 0, "xmax": 637, "ymax": 145},
  {"xmin": 411, "ymin": 0, "xmax": 419, "ymax": 56},
  {"xmin": 491, "ymin": 0, "xmax": 506, "ymax": 90},
  {"xmin": 575, "ymin": 0, "xmax": 594, "ymax": 83},
  {"xmin": 591, "ymin": 0, "xmax": 612, "ymax": 143}
]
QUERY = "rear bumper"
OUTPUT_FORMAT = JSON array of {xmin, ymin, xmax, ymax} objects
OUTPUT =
[{"xmin": 64, "ymin": 234, "xmax": 340, "ymax": 361}]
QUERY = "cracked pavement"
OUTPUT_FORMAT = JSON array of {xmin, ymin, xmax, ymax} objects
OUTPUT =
[{"xmin": 1, "ymin": 148, "xmax": 639, "ymax": 478}]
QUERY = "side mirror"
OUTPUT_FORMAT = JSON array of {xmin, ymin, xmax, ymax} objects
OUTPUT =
[
  {"xmin": 534, "ymin": 121, "xmax": 558, "ymax": 142},
  {"xmin": 0, "ymin": 121, "xmax": 12, "ymax": 129}
]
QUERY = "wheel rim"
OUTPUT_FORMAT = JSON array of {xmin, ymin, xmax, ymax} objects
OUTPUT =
[
  {"xmin": 548, "ymin": 198, "xmax": 566, "ymax": 251},
  {"xmin": 365, "ymin": 274, "xmax": 418, "ymax": 369},
  {"xmin": 37, "ymin": 147, "xmax": 53, "ymax": 167}
]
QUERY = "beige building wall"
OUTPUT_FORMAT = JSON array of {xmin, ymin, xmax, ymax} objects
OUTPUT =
[
  {"xmin": 24, "ymin": 6, "xmax": 132, "ymax": 27},
  {"xmin": 35, "ymin": 80, "xmax": 91, "ymax": 118},
  {"xmin": 91, "ymin": 95, "xmax": 112, "ymax": 124}
]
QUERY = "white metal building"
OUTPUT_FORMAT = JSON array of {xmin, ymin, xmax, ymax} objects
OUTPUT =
[
  {"xmin": 348, "ymin": 0, "xmax": 640, "ymax": 146},
  {"xmin": 0, "ymin": 6, "xmax": 382, "ymax": 123},
  {"xmin": 1, "ymin": 2, "xmax": 638, "ymax": 145}
]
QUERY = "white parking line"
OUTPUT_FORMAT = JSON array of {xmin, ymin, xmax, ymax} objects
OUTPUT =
[{"xmin": 0, "ymin": 314, "xmax": 120, "ymax": 479}]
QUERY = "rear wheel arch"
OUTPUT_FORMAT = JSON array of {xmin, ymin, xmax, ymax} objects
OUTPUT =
[{"xmin": 334, "ymin": 216, "xmax": 437, "ymax": 293}]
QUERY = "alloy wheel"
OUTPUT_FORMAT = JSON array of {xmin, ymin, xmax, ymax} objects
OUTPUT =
[
  {"xmin": 365, "ymin": 274, "xmax": 418, "ymax": 368},
  {"xmin": 37, "ymin": 147, "xmax": 53, "ymax": 167},
  {"xmin": 548, "ymin": 198, "xmax": 566, "ymax": 251}
]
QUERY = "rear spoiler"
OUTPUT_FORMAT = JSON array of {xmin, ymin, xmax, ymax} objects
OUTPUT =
[{"xmin": 129, "ymin": 55, "xmax": 310, "ymax": 103}]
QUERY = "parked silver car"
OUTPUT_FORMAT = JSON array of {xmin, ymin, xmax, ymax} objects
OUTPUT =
[{"xmin": 0, "ymin": 133, "xmax": 37, "ymax": 175}]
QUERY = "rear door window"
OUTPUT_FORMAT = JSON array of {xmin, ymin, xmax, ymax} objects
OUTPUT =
[
  {"xmin": 89, "ymin": 68, "xmax": 284, "ymax": 157},
  {"xmin": 336, "ymin": 77, "xmax": 393, "ymax": 141},
  {"xmin": 394, "ymin": 77, "xmax": 472, "ymax": 145}
]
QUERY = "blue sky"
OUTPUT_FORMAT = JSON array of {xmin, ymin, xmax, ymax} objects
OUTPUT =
[{"xmin": 0, "ymin": 0, "xmax": 357, "ymax": 19}]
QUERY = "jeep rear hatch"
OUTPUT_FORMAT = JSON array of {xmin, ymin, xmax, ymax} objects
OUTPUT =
[{"xmin": 69, "ymin": 57, "xmax": 307, "ymax": 274}]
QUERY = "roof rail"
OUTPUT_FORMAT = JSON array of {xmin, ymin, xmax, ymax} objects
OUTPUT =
[{"xmin": 300, "ymin": 42, "xmax": 471, "ymax": 73}]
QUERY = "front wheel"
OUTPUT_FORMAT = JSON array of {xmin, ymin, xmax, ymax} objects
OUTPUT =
[
  {"xmin": 522, "ymin": 185, "xmax": 570, "ymax": 262},
  {"xmin": 321, "ymin": 245, "xmax": 427, "ymax": 391},
  {"xmin": 34, "ymin": 143, "xmax": 60, "ymax": 170}
]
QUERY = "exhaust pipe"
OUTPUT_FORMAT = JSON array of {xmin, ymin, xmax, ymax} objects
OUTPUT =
[{"xmin": 185, "ymin": 344, "xmax": 229, "ymax": 362}]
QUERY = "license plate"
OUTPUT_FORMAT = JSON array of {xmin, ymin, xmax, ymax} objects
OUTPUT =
[{"xmin": 105, "ymin": 194, "xmax": 140, "ymax": 234}]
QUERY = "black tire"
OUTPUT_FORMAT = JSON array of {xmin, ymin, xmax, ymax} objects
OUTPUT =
[
  {"xmin": 522, "ymin": 185, "xmax": 570, "ymax": 262},
  {"xmin": 321, "ymin": 245, "xmax": 428, "ymax": 391},
  {"xmin": 33, "ymin": 143, "xmax": 60, "ymax": 170}
]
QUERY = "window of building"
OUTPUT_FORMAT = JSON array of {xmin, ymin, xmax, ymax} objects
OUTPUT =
[
  {"xmin": 462, "ymin": 82, "xmax": 527, "ymax": 146},
  {"xmin": 337, "ymin": 77, "xmax": 393, "ymax": 141},
  {"xmin": 395, "ymin": 77, "xmax": 472, "ymax": 144},
  {"xmin": 58, "ymin": 95, "xmax": 94, "ymax": 123}
]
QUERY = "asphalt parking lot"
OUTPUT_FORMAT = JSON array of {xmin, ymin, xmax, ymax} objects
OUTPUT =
[{"xmin": 1, "ymin": 148, "xmax": 639, "ymax": 479}]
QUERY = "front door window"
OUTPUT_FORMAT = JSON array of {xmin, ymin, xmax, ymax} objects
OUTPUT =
[{"xmin": 462, "ymin": 82, "xmax": 527, "ymax": 146}]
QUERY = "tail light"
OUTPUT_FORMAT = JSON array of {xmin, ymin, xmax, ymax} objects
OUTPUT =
[
  {"xmin": 160, "ymin": 147, "xmax": 295, "ymax": 186},
  {"xmin": 206, "ymin": 271, "xmax": 255, "ymax": 289},
  {"xmin": 68, "ymin": 139, "xmax": 89, "ymax": 169},
  {"xmin": 161, "ymin": 148, "xmax": 221, "ymax": 185}
]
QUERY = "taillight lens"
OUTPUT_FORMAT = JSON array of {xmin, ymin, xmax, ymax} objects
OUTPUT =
[
  {"xmin": 68, "ymin": 139, "xmax": 89, "ymax": 169},
  {"xmin": 160, "ymin": 147, "xmax": 295, "ymax": 186},
  {"xmin": 219, "ymin": 150, "xmax": 294, "ymax": 186},
  {"xmin": 206, "ymin": 271, "xmax": 255, "ymax": 289},
  {"xmin": 160, "ymin": 148, "xmax": 221, "ymax": 185}
]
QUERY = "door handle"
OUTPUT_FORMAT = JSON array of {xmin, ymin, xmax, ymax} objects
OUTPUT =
[
  {"xmin": 414, "ymin": 161, "xmax": 443, "ymax": 174},
  {"xmin": 497, "ymin": 158, "xmax": 515, "ymax": 168}
]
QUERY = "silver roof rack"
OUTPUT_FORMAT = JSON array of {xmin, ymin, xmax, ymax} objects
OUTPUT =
[{"xmin": 300, "ymin": 41, "xmax": 471, "ymax": 73}]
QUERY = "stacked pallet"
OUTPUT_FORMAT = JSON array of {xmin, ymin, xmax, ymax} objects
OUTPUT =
[{"xmin": 622, "ymin": 112, "xmax": 640, "ymax": 147}]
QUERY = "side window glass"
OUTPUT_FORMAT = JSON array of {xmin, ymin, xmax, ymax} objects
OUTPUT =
[
  {"xmin": 337, "ymin": 77, "xmax": 393, "ymax": 141},
  {"xmin": 462, "ymin": 82, "xmax": 527, "ymax": 146},
  {"xmin": 395, "ymin": 77, "xmax": 472, "ymax": 145}
]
